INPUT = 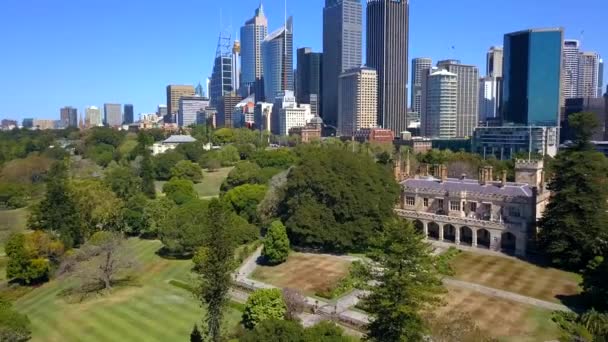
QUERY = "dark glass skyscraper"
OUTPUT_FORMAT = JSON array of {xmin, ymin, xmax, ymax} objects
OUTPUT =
[
  {"xmin": 123, "ymin": 104, "xmax": 134, "ymax": 124},
  {"xmin": 296, "ymin": 48, "xmax": 323, "ymax": 116},
  {"xmin": 501, "ymin": 28, "xmax": 563, "ymax": 127},
  {"xmin": 261, "ymin": 17, "xmax": 293, "ymax": 103},
  {"xmin": 210, "ymin": 33, "xmax": 234, "ymax": 107},
  {"xmin": 322, "ymin": 0, "xmax": 363, "ymax": 127},
  {"xmin": 240, "ymin": 4, "xmax": 268, "ymax": 99},
  {"xmin": 366, "ymin": 0, "xmax": 409, "ymax": 135},
  {"xmin": 60, "ymin": 106, "xmax": 78, "ymax": 128}
]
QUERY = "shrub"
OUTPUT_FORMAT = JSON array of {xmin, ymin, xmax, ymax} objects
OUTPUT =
[{"xmin": 242, "ymin": 288, "xmax": 287, "ymax": 329}]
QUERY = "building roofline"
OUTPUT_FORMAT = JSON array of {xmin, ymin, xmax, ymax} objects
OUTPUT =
[{"xmin": 506, "ymin": 27, "xmax": 564, "ymax": 36}]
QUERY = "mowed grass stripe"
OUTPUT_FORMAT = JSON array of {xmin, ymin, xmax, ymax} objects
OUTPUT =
[{"xmin": 94, "ymin": 301, "xmax": 178, "ymax": 341}]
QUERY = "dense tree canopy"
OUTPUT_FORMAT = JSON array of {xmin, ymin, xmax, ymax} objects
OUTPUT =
[
  {"xmin": 278, "ymin": 145, "xmax": 400, "ymax": 252},
  {"xmin": 262, "ymin": 221, "xmax": 290, "ymax": 265},
  {"xmin": 239, "ymin": 319, "xmax": 354, "ymax": 342},
  {"xmin": 171, "ymin": 160, "xmax": 203, "ymax": 183},
  {"xmin": 223, "ymin": 184, "xmax": 267, "ymax": 223},
  {"xmin": 242, "ymin": 288, "xmax": 287, "ymax": 329},
  {"xmin": 162, "ymin": 178, "xmax": 198, "ymax": 205},
  {"xmin": 0, "ymin": 299, "xmax": 31, "ymax": 342},
  {"xmin": 5, "ymin": 231, "xmax": 64, "ymax": 284},
  {"xmin": 539, "ymin": 112, "xmax": 608, "ymax": 270},
  {"xmin": 153, "ymin": 151, "xmax": 186, "ymax": 180}
]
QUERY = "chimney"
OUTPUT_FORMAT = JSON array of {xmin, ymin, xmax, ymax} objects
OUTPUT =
[
  {"xmin": 419, "ymin": 163, "xmax": 429, "ymax": 177},
  {"xmin": 440, "ymin": 165, "xmax": 448, "ymax": 183},
  {"xmin": 486, "ymin": 166, "xmax": 494, "ymax": 183},
  {"xmin": 433, "ymin": 164, "xmax": 440, "ymax": 178},
  {"xmin": 501, "ymin": 170, "xmax": 507, "ymax": 187},
  {"xmin": 479, "ymin": 167, "xmax": 487, "ymax": 186}
]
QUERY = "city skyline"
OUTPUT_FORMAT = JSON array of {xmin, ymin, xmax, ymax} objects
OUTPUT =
[{"xmin": 0, "ymin": 0, "xmax": 607, "ymax": 121}]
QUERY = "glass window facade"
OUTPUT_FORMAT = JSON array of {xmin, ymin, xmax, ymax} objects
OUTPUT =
[{"xmin": 501, "ymin": 29, "xmax": 563, "ymax": 127}]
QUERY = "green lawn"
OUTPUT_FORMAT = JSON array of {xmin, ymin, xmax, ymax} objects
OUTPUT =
[
  {"xmin": 14, "ymin": 239, "xmax": 242, "ymax": 342},
  {"xmin": 155, "ymin": 167, "xmax": 233, "ymax": 198}
]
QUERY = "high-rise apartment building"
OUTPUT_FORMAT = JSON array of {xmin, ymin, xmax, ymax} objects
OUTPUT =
[
  {"xmin": 421, "ymin": 69, "xmax": 458, "ymax": 138},
  {"xmin": 261, "ymin": 17, "xmax": 293, "ymax": 105},
  {"xmin": 60, "ymin": 106, "xmax": 78, "ymax": 128},
  {"xmin": 486, "ymin": 46, "xmax": 504, "ymax": 78},
  {"xmin": 240, "ymin": 4, "xmax": 268, "ymax": 98},
  {"xmin": 562, "ymin": 40, "xmax": 580, "ymax": 100},
  {"xmin": 85, "ymin": 106, "xmax": 103, "ymax": 128},
  {"xmin": 411, "ymin": 58, "xmax": 433, "ymax": 115},
  {"xmin": 437, "ymin": 60, "xmax": 479, "ymax": 137},
  {"xmin": 178, "ymin": 96, "xmax": 210, "ymax": 127},
  {"xmin": 322, "ymin": 0, "xmax": 363, "ymax": 128},
  {"xmin": 479, "ymin": 76, "xmax": 501, "ymax": 123},
  {"xmin": 166, "ymin": 85, "xmax": 195, "ymax": 122},
  {"xmin": 579, "ymin": 51, "xmax": 602, "ymax": 98},
  {"xmin": 337, "ymin": 67, "xmax": 378, "ymax": 137},
  {"xmin": 123, "ymin": 104, "xmax": 134, "ymax": 124},
  {"xmin": 501, "ymin": 28, "xmax": 563, "ymax": 127},
  {"xmin": 366, "ymin": 0, "xmax": 409, "ymax": 136},
  {"xmin": 104, "ymin": 103, "xmax": 122, "ymax": 127},
  {"xmin": 296, "ymin": 48, "xmax": 323, "ymax": 116}
]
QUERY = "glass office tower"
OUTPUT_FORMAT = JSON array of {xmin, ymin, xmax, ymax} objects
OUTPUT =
[{"xmin": 501, "ymin": 28, "xmax": 563, "ymax": 127}]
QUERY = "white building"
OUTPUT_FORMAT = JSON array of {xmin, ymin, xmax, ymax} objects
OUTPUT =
[
  {"xmin": 479, "ymin": 76, "xmax": 500, "ymax": 123},
  {"xmin": 152, "ymin": 135, "xmax": 199, "ymax": 155},
  {"xmin": 472, "ymin": 126, "xmax": 558, "ymax": 160},
  {"xmin": 85, "ymin": 106, "xmax": 103, "ymax": 128},
  {"xmin": 562, "ymin": 40, "xmax": 580, "ymax": 100},
  {"xmin": 338, "ymin": 67, "xmax": 378, "ymax": 137},
  {"xmin": 579, "ymin": 51, "xmax": 602, "ymax": 98},
  {"xmin": 254, "ymin": 102, "xmax": 274, "ymax": 132},
  {"xmin": 421, "ymin": 69, "xmax": 458, "ymax": 138},
  {"xmin": 280, "ymin": 103, "xmax": 313, "ymax": 136},
  {"xmin": 178, "ymin": 96, "xmax": 210, "ymax": 127}
]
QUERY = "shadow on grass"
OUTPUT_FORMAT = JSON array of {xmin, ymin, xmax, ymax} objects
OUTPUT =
[
  {"xmin": 57, "ymin": 276, "xmax": 141, "ymax": 304},
  {"xmin": 155, "ymin": 247, "xmax": 193, "ymax": 260}
]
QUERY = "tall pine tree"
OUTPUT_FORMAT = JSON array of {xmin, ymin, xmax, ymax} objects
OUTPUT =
[
  {"xmin": 193, "ymin": 199, "xmax": 235, "ymax": 342},
  {"xmin": 140, "ymin": 148, "xmax": 156, "ymax": 199},
  {"xmin": 363, "ymin": 219, "xmax": 444, "ymax": 342},
  {"xmin": 28, "ymin": 160, "xmax": 83, "ymax": 248},
  {"xmin": 538, "ymin": 112, "xmax": 608, "ymax": 269}
]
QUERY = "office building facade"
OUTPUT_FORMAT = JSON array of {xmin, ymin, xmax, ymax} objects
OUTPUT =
[
  {"xmin": 366, "ymin": 0, "xmax": 409, "ymax": 135},
  {"xmin": 123, "ymin": 104, "xmax": 134, "ymax": 124},
  {"xmin": 178, "ymin": 96, "xmax": 210, "ymax": 127},
  {"xmin": 60, "ymin": 106, "xmax": 78, "ymax": 128},
  {"xmin": 337, "ymin": 67, "xmax": 378, "ymax": 136},
  {"xmin": 411, "ymin": 58, "xmax": 433, "ymax": 115},
  {"xmin": 501, "ymin": 28, "xmax": 563, "ymax": 127},
  {"xmin": 210, "ymin": 33, "xmax": 234, "ymax": 107},
  {"xmin": 296, "ymin": 47, "xmax": 323, "ymax": 116},
  {"xmin": 579, "ymin": 51, "xmax": 602, "ymax": 98},
  {"xmin": 472, "ymin": 126, "xmax": 558, "ymax": 160},
  {"xmin": 437, "ymin": 60, "xmax": 479, "ymax": 137},
  {"xmin": 421, "ymin": 69, "xmax": 458, "ymax": 138},
  {"xmin": 166, "ymin": 85, "xmax": 195, "ymax": 122},
  {"xmin": 262, "ymin": 17, "xmax": 294, "ymax": 105},
  {"xmin": 486, "ymin": 46, "xmax": 504, "ymax": 78},
  {"xmin": 104, "ymin": 103, "xmax": 122, "ymax": 127},
  {"xmin": 217, "ymin": 94, "xmax": 242, "ymax": 128},
  {"xmin": 563, "ymin": 97, "xmax": 607, "ymax": 142},
  {"xmin": 479, "ymin": 76, "xmax": 501, "ymax": 123},
  {"xmin": 322, "ymin": 0, "xmax": 363, "ymax": 127},
  {"xmin": 85, "ymin": 106, "xmax": 103, "ymax": 128},
  {"xmin": 240, "ymin": 4, "xmax": 268, "ymax": 98},
  {"xmin": 562, "ymin": 40, "xmax": 580, "ymax": 100}
]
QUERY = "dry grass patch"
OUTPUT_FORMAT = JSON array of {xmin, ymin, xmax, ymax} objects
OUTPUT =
[
  {"xmin": 250, "ymin": 253, "xmax": 351, "ymax": 296},
  {"xmin": 434, "ymin": 286, "xmax": 560, "ymax": 342},
  {"xmin": 450, "ymin": 252, "xmax": 581, "ymax": 303}
]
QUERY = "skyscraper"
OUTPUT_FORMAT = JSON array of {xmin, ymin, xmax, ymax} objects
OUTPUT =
[
  {"xmin": 599, "ymin": 59, "xmax": 604, "ymax": 98},
  {"xmin": 366, "ymin": 0, "xmax": 409, "ymax": 136},
  {"xmin": 178, "ymin": 96, "xmax": 210, "ymax": 127},
  {"xmin": 240, "ymin": 4, "xmax": 268, "ymax": 98},
  {"xmin": 437, "ymin": 60, "xmax": 479, "ymax": 137},
  {"xmin": 411, "ymin": 58, "xmax": 433, "ymax": 114},
  {"xmin": 85, "ymin": 106, "xmax": 102, "ymax": 128},
  {"xmin": 217, "ymin": 94, "xmax": 243, "ymax": 128},
  {"xmin": 479, "ymin": 76, "xmax": 501, "ymax": 123},
  {"xmin": 60, "ymin": 106, "xmax": 78, "ymax": 128},
  {"xmin": 486, "ymin": 46, "xmax": 504, "ymax": 78},
  {"xmin": 166, "ymin": 85, "xmax": 195, "ymax": 122},
  {"xmin": 562, "ymin": 40, "xmax": 580, "ymax": 100},
  {"xmin": 501, "ymin": 28, "xmax": 563, "ymax": 127},
  {"xmin": 123, "ymin": 104, "xmax": 134, "ymax": 124},
  {"xmin": 579, "ymin": 51, "xmax": 602, "ymax": 98},
  {"xmin": 104, "ymin": 103, "xmax": 122, "ymax": 127},
  {"xmin": 261, "ymin": 17, "xmax": 293, "ymax": 104},
  {"xmin": 322, "ymin": 0, "xmax": 363, "ymax": 127},
  {"xmin": 421, "ymin": 69, "xmax": 458, "ymax": 138},
  {"xmin": 338, "ymin": 67, "xmax": 378, "ymax": 136},
  {"xmin": 296, "ymin": 48, "xmax": 323, "ymax": 116},
  {"xmin": 210, "ymin": 32, "xmax": 234, "ymax": 107}
]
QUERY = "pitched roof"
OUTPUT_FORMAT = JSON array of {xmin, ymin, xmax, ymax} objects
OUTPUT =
[
  {"xmin": 163, "ymin": 135, "xmax": 196, "ymax": 144},
  {"xmin": 401, "ymin": 177, "xmax": 534, "ymax": 198}
]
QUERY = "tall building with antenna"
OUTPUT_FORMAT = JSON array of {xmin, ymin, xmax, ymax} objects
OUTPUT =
[
  {"xmin": 261, "ymin": 16, "xmax": 293, "ymax": 103},
  {"xmin": 240, "ymin": 3, "xmax": 268, "ymax": 99},
  {"xmin": 209, "ymin": 32, "xmax": 234, "ymax": 107}
]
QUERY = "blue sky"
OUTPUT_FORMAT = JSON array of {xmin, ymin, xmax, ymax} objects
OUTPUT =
[{"xmin": 0, "ymin": 0, "xmax": 606, "ymax": 121}]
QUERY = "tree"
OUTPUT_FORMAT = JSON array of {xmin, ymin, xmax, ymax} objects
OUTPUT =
[
  {"xmin": 0, "ymin": 299, "xmax": 31, "ymax": 342},
  {"xmin": 262, "ymin": 221, "xmax": 290, "ymax": 265},
  {"xmin": 5, "ymin": 232, "xmax": 64, "ymax": 284},
  {"xmin": 242, "ymin": 288, "xmax": 287, "ymax": 329},
  {"xmin": 216, "ymin": 145, "xmax": 240, "ymax": 166},
  {"xmin": 282, "ymin": 288, "xmax": 306, "ymax": 321},
  {"xmin": 582, "ymin": 256, "xmax": 608, "ymax": 310},
  {"xmin": 142, "ymin": 197, "xmax": 176, "ymax": 238},
  {"xmin": 153, "ymin": 151, "xmax": 185, "ymax": 180},
  {"xmin": 220, "ymin": 161, "xmax": 262, "ymax": 192},
  {"xmin": 240, "ymin": 319, "xmax": 353, "ymax": 342},
  {"xmin": 162, "ymin": 178, "xmax": 198, "ymax": 205},
  {"xmin": 194, "ymin": 199, "xmax": 236, "ymax": 342},
  {"xmin": 250, "ymin": 149, "xmax": 297, "ymax": 169},
  {"xmin": 278, "ymin": 145, "xmax": 399, "ymax": 252},
  {"xmin": 122, "ymin": 194, "xmax": 149, "ymax": 236},
  {"xmin": 190, "ymin": 324, "xmax": 203, "ymax": 342},
  {"xmin": 0, "ymin": 155, "xmax": 52, "ymax": 184},
  {"xmin": 363, "ymin": 219, "xmax": 444, "ymax": 342},
  {"xmin": 171, "ymin": 160, "xmax": 203, "ymax": 183},
  {"xmin": 70, "ymin": 179, "xmax": 125, "ymax": 236},
  {"xmin": 28, "ymin": 161, "xmax": 83, "ymax": 248},
  {"xmin": 223, "ymin": 184, "xmax": 267, "ymax": 223},
  {"xmin": 59, "ymin": 231, "xmax": 136, "ymax": 291},
  {"xmin": 160, "ymin": 199, "xmax": 210, "ymax": 256},
  {"xmin": 103, "ymin": 164, "xmax": 142, "ymax": 200},
  {"xmin": 538, "ymin": 112, "xmax": 608, "ymax": 269},
  {"xmin": 140, "ymin": 147, "xmax": 156, "ymax": 199}
]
